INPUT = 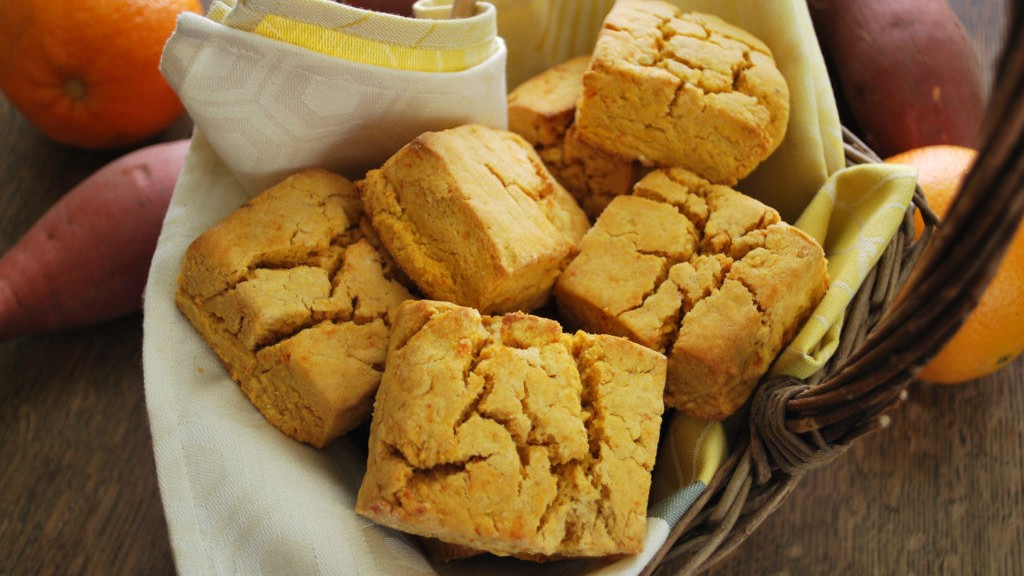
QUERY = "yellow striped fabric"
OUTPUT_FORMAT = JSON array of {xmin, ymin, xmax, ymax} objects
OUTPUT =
[
  {"xmin": 651, "ymin": 413, "xmax": 728, "ymax": 503},
  {"xmin": 206, "ymin": 0, "xmax": 233, "ymax": 22},
  {"xmin": 773, "ymin": 164, "xmax": 918, "ymax": 378},
  {"xmin": 211, "ymin": 0, "xmax": 498, "ymax": 73}
]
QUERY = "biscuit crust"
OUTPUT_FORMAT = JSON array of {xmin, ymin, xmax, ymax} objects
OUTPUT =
[
  {"xmin": 575, "ymin": 1, "xmax": 790, "ymax": 185},
  {"xmin": 175, "ymin": 169, "xmax": 416, "ymax": 447},
  {"xmin": 355, "ymin": 300, "xmax": 666, "ymax": 559},
  {"xmin": 508, "ymin": 55, "xmax": 639, "ymax": 219},
  {"xmin": 357, "ymin": 124, "xmax": 590, "ymax": 315},
  {"xmin": 555, "ymin": 167, "xmax": 827, "ymax": 420}
]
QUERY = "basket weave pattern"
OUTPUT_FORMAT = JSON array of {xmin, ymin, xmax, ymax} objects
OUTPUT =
[{"xmin": 644, "ymin": 5, "xmax": 1024, "ymax": 574}]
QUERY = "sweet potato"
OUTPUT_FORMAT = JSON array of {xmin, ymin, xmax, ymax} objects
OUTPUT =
[
  {"xmin": 809, "ymin": 0, "xmax": 985, "ymax": 157},
  {"xmin": 0, "ymin": 139, "xmax": 189, "ymax": 342}
]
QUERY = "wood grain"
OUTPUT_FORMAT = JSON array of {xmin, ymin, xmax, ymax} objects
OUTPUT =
[
  {"xmin": 0, "ymin": 1, "xmax": 1016, "ymax": 574},
  {"xmin": 0, "ymin": 107, "xmax": 190, "ymax": 575}
]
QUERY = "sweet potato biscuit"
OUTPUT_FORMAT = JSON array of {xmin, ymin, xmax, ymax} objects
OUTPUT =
[
  {"xmin": 175, "ymin": 169, "xmax": 417, "ymax": 448},
  {"xmin": 357, "ymin": 123, "xmax": 591, "ymax": 315},
  {"xmin": 575, "ymin": 0, "xmax": 790, "ymax": 185},
  {"xmin": 555, "ymin": 167, "xmax": 827, "ymax": 420},
  {"xmin": 507, "ymin": 55, "xmax": 639, "ymax": 219},
  {"xmin": 355, "ymin": 299, "xmax": 666, "ymax": 559},
  {"xmin": 507, "ymin": 56, "xmax": 589, "ymax": 149}
]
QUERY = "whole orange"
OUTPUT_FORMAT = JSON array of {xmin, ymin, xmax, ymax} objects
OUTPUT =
[
  {"xmin": 0, "ymin": 0, "xmax": 202, "ymax": 149},
  {"xmin": 886, "ymin": 145, "xmax": 1024, "ymax": 384}
]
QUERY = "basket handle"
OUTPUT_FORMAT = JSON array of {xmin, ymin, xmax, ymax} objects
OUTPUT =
[
  {"xmin": 744, "ymin": 4, "xmax": 1024, "ymax": 481},
  {"xmin": 642, "ymin": 6, "xmax": 1024, "ymax": 575},
  {"xmin": 781, "ymin": 1, "xmax": 1024, "ymax": 447}
]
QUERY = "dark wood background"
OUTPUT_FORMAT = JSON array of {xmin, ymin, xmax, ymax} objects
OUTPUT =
[{"xmin": 0, "ymin": 0, "xmax": 1016, "ymax": 574}]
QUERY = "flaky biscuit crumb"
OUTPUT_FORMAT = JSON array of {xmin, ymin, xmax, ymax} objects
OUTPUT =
[
  {"xmin": 355, "ymin": 299, "xmax": 666, "ymax": 559},
  {"xmin": 357, "ymin": 124, "xmax": 590, "ymax": 315},
  {"xmin": 575, "ymin": 0, "xmax": 789, "ymax": 185},
  {"xmin": 176, "ymin": 169, "xmax": 417, "ymax": 447},
  {"xmin": 555, "ymin": 167, "xmax": 827, "ymax": 420},
  {"xmin": 508, "ymin": 55, "xmax": 639, "ymax": 219}
]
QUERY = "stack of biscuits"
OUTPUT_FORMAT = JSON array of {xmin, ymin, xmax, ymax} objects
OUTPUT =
[{"xmin": 174, "ymin": 0, "xmax": 828, "ymax": 563}]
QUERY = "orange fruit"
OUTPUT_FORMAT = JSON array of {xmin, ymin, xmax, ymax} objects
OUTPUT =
[
  {"xmin": 0, "ymin": 0, "xmax": 202, "ymax": 149},
  {"xmin": 886, "ymin": 145, "xmax": 1024, "ymax": 384}
]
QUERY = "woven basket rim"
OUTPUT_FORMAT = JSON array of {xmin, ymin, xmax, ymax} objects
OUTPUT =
[{"xmin": 638, "ymin": 131, "xmax": 932, "ymax": 574}]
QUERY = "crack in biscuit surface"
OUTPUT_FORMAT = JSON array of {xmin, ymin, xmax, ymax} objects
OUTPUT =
[
  {"xmin": 575, "ymin": 0, "xmax": 790, "ymax": 185},
  {"xmin": 175, "ymin": 169, "xmax": 417, "ymax": 447},
  {"xmin": 357, "ymin": 124, "xmax": 590, "ymax": 315},
  {"xmin": 507, "ymin": 55, "xmax": 641, "ymax": 221},
  {"xmin": 356, "ymin": 300, "xmax": 666, "ymax": 559},
  {"xmin": 555, "ymin": 167, "xmax": 827, "ymax": 421}
]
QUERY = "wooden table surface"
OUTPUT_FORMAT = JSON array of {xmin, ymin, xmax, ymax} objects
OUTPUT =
[{"xmin": 0, "ymin": 1, "xmax": 1017, "ymax": 574}]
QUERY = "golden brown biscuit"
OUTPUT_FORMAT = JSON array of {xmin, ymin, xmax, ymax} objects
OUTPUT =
[
  {"xmin": 555, "ymin": 167, "xmax": 827, "ymax": 420},
  {"xmin": 507, "ymin": 55, "xmax": 590, "ymax": 149},
  {"xmin": 175, "ymin": 169, "xmax": 417, "ymax": 447},
  {"xmin": 355, "ymin": 299, "xmax": 666, "ymax": 559},
  {"xmin": 575, "ymin": 1, "xmax": 790, "ymax": 185},
  {"xmin": 507, "ymin": 55, "xmax": 639, "ymax": 218},
  {"xmin": 357, "ymin": 124, "xmax": 590, "ymax": 315}
]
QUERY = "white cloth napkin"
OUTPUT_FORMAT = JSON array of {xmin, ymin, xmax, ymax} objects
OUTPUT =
[
  {"xmin": 160, "ymin": 0, "xmax": 508, "ymax": 195},
  {"xmin": 144, "ymin": 1, "xmax": 913, "ymax": 574}
]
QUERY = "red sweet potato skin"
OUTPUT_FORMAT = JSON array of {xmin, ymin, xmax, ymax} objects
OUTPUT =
[
  {"xmin": 0, "ymin": 138, "xmax": 190, "ymax": 342},
  {"xmin": 810, "ymin": 0, "xmax": 986, "ymax": 157}
]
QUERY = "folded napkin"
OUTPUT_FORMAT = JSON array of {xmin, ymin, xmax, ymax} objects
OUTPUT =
[
  {"xmin": 160, "ymin": 0, "xmax": 508, "ymax": 194},
  {"xmin": 774, "ymin": 164, "xmax": 918, "ymax": 379},
  {"xmin": 145, "ymin": 1, "xmax": 916, "ymax": 575}
]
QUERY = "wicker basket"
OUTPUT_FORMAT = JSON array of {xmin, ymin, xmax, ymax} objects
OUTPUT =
[{"xmin": 641, "ymin": 5, "xmax": 1024, "ymax": 575}]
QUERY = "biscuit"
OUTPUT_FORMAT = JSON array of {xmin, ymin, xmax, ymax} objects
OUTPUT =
[
  {"xmin": 355, "ymin": 299, "xmax": 666, "ymax": 559},
  {"xmin": 575, "ymin": 1, "xmax": 789, "ymax": 185},
  {"xmin": 357, "ymin": 124, "xmax": 591, "ymax": 315},
  {"xmin": 175, "ymin": 169, "xmax": 417, "ymax": 447},
  {"xmin": 555, "ymin": 167, "xmax": 827, "ymax": 420},
  {"xmin": 507, "ymin": 55, "xmax": 639, "ymax": 219}
]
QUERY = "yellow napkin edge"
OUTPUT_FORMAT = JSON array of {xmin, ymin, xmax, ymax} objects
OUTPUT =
[
  {"xmin": 774, "ymin": 163, "xmax": 918, "ymax": 378},
  {"xmin": 210, "ymin": 0, "xmax": 498, "ymax": 72}
]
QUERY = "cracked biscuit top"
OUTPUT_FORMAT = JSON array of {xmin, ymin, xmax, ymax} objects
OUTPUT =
[
  {"xmin": 575, "ymin": 0, "xmax": 789, "ymax": 185},
  {"xmin": 175, "ymin": 169, "xmax": 417, "ymax": 448},
  {"xmin": 355, "ymin": 299, "xmax": 666, "ymax": 559},
  {"xmin": 508, "ymin": 55, "xmax": 640, "ymax": 220},
  {"xmin": 555, "ymin": 167, "xmax": 827, "ymax": 421},
  {"xmin": 357, "ymin": 123, "xmax": 591, "ymax": 315},
  {"xmin": 507, "ymin": 55, "xmax": 590, "ymax": 149}
]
